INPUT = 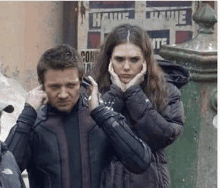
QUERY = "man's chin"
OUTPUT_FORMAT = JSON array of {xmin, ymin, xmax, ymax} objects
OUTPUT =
[
  {"xmin": 51, "ymin": 104, "xmax": 73, "ymax": 113},
  {"xmin": 57, "ymin": 106, "xmax": 72, "ymax": 112}
]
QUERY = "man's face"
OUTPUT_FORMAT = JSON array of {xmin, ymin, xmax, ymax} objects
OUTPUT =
[{"xmin": 44, "ymin": 67, "xmax": 81, "ymax": 112}]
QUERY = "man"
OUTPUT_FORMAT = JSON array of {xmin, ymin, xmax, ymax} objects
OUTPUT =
[
  {"xmin": 0, "ymin": 102, "xmax": 26, "ymax": 188},
  {"xmin": 5, "ymin": 44, "xmax": 151, "ymax": 188}
]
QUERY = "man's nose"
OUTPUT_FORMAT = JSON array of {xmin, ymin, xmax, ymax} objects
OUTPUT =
[{"xmin": 58, "ymin": 87, "xmax": 68, "ymax": 99}]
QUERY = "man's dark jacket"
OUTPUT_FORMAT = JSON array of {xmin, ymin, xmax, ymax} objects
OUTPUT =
[
  {"xmin": 0, "ymin": 142, "xmax": 26, "ymax": 188},
  {"xmin": 5, "ymin": 95, "xmax": 151, "ymax": 188},
  {"xmin": 100, "ymin": 60, "xmax": 190, "ymax": 188}
]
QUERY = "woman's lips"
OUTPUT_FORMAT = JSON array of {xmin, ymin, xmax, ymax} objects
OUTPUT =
[{"xmin": 120, "ymin": 74, "xmax": 133, "ymax": 78}]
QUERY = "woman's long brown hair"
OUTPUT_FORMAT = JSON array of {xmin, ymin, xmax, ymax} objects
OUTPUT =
[{"xmin": 93, "ymin": 24, "xmax": 168, "ymax": 112}]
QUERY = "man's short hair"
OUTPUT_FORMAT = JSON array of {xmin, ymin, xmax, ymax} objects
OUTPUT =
[{"xmin": 37, "ymin": 44, "xmax": 84, "ymax": 85}]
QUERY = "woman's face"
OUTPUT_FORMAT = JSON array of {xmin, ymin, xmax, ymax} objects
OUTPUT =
[{"xmin": 111, "ymin": 43, "xmax": 145, "ymax": 84}]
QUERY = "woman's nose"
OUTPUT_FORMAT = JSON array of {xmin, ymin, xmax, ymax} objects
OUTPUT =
[{"xmin": 123, "ymin": 60, "xmax": 130, "ymax": 70}]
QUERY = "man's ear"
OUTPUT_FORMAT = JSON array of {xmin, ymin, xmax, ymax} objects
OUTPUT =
[
  {"xmin": 38, "ymin": 78, "xmax": 42, "ymax": 84},
  {"xmin": 38, "ymin": 78, "xmax": 45, "ymax": 91},
  {"xmin": 42, "ymin": 85, "xmax": 45, "ymax": 91}
]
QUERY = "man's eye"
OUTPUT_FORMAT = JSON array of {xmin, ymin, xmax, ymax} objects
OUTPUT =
[
  {"xmin": 131, "ymin": 57, "xmax": 139, "ymax": 63},
  {"xmin": 67, "ymin": 84, "xmax": 76, "ymax": 88},
  {"xmin": 50, "ymin": 85, "xmax": 60, "ymax": 90}
]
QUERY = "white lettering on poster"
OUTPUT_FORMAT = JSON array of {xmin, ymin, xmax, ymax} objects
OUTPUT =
[
  {"xmin": 151, "ymin": 38, "xmax": 167, "ymax": 49},
  {"xmin": 81, "ymin": 50, "xmax": 99, "ymax": 63},
  {"xmin": 179, "ymin": 10, "xmax": 186, "ymax": 25},
  {"xmin": 92, "ymin": 12, "xmax": 129, "ymax": 27},
  {"xmin": 81, "ymin": 50, "xmax": 99, "ymax": 74},
  {"xmin": 148, "ymin": 10, "xmax": 187, "ymax": 25}
]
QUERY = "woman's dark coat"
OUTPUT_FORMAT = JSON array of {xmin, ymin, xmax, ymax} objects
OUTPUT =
[{"xmin": 101, "ymin": 60, "xmax": 189, "ymax": 188}]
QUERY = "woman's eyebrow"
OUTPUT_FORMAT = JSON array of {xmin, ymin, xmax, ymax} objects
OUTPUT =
[{"xmin": 113, "ymin": 54, "xmax": 124, "ymax": 57}]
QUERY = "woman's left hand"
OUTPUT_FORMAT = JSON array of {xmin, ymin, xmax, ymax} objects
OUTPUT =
[
  {"xmin": 87, "ymin": 76, "xmax": 100, "ymax": 112},
  {"xmin": 125, "ymin": 61, "xmax": 147, "ymax": 90}
]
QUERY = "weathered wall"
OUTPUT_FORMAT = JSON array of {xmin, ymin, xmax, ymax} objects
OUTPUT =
[{"xmin": 0, "ymin": 1, "xmax": 63, "ymax": 91}]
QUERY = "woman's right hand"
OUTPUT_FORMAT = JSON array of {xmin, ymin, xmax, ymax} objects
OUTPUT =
[{"xmin": 108, "ymin": 61, "xmax": 126, "ymax": 92}]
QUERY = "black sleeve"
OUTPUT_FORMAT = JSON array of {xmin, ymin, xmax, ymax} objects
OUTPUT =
[
  {"xmin": 124, "ymin": 84, "xmax": 185, "ymax": 150},
  {"xmin": 5, "ymin": 103, "xmax": 37, "ymax": 172},
  {"xmin": 91, "ymin": 104, "xmax": 151, "ymax": 174},
  {"xmin": 102, "ymin": 84, "xmax": 125, "ymax": 113}
]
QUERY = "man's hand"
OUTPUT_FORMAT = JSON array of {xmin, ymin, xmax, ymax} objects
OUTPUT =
[
  {"xmin": 125, "ymin": 61, "xmax": 147, "ymax": 90},
  {"xmin": 108, "ymin": 61, "xmax": 126, "ymax": 92},
  {"xmin": 25, "ymin": 85, "xmax": 48, "ymax": 111},
  {"xmin": 87, "ymin": 76, "xmax": 100, "ymax": 112}
]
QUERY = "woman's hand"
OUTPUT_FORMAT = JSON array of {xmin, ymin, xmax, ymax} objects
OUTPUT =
[
  {"xmin": 87, "ymin": 76, "xmax": 100, "ymax": 112},
  {"xmin": 125, "ymin": 61, "xmax": 147, "ymax": 90},
  {"xmin": 108, "ymin": 61, "xmax": 126, "ymax": 92}
]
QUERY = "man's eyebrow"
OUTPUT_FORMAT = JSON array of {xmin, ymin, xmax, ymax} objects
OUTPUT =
[
  {"xmin": 67, "ymin": 81, "xmax": 77, "ymax": 85},
  {"xmin": 48, "ymin": 83, "xmax": 61, "ymax": 86},
  {"xmin": 130, "ymin": 56, "xmax": 140, "ymax": 58},
  {"xmin": 68, "ymin": 80, "xmax": 79, "ymax": 83}
]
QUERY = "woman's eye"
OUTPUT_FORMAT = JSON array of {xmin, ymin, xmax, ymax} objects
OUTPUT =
[{"xmin": 115, "ymin": 57, "xmax": 124, "ymax": 62}]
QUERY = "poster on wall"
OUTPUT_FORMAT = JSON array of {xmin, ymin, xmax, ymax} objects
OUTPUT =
[
  {"xmin": 88, "ymin": 1, "xmax": 135, "ymax": 49},
  {"xmin": 78, "ymin": 1, "xmax": 194, "ymax": 73},
  {"xmin": 145, "ymin": 1, "xmax": 193, "ymax": 45}
]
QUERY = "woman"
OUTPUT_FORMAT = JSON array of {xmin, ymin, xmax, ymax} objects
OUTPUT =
[{"xmin": 93, "ymin": 24, "xmax": 188, "ymax": 188}]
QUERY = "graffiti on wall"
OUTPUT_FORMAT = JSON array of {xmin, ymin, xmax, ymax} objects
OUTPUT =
[{"xmin": 78, "ymin": 1, "xmax": 193, "ymax": 73}]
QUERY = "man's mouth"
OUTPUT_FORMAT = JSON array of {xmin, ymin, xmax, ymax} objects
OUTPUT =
[{"xmin": 57, "ymin": 101, "xmax": 71, "ymax": 106}]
